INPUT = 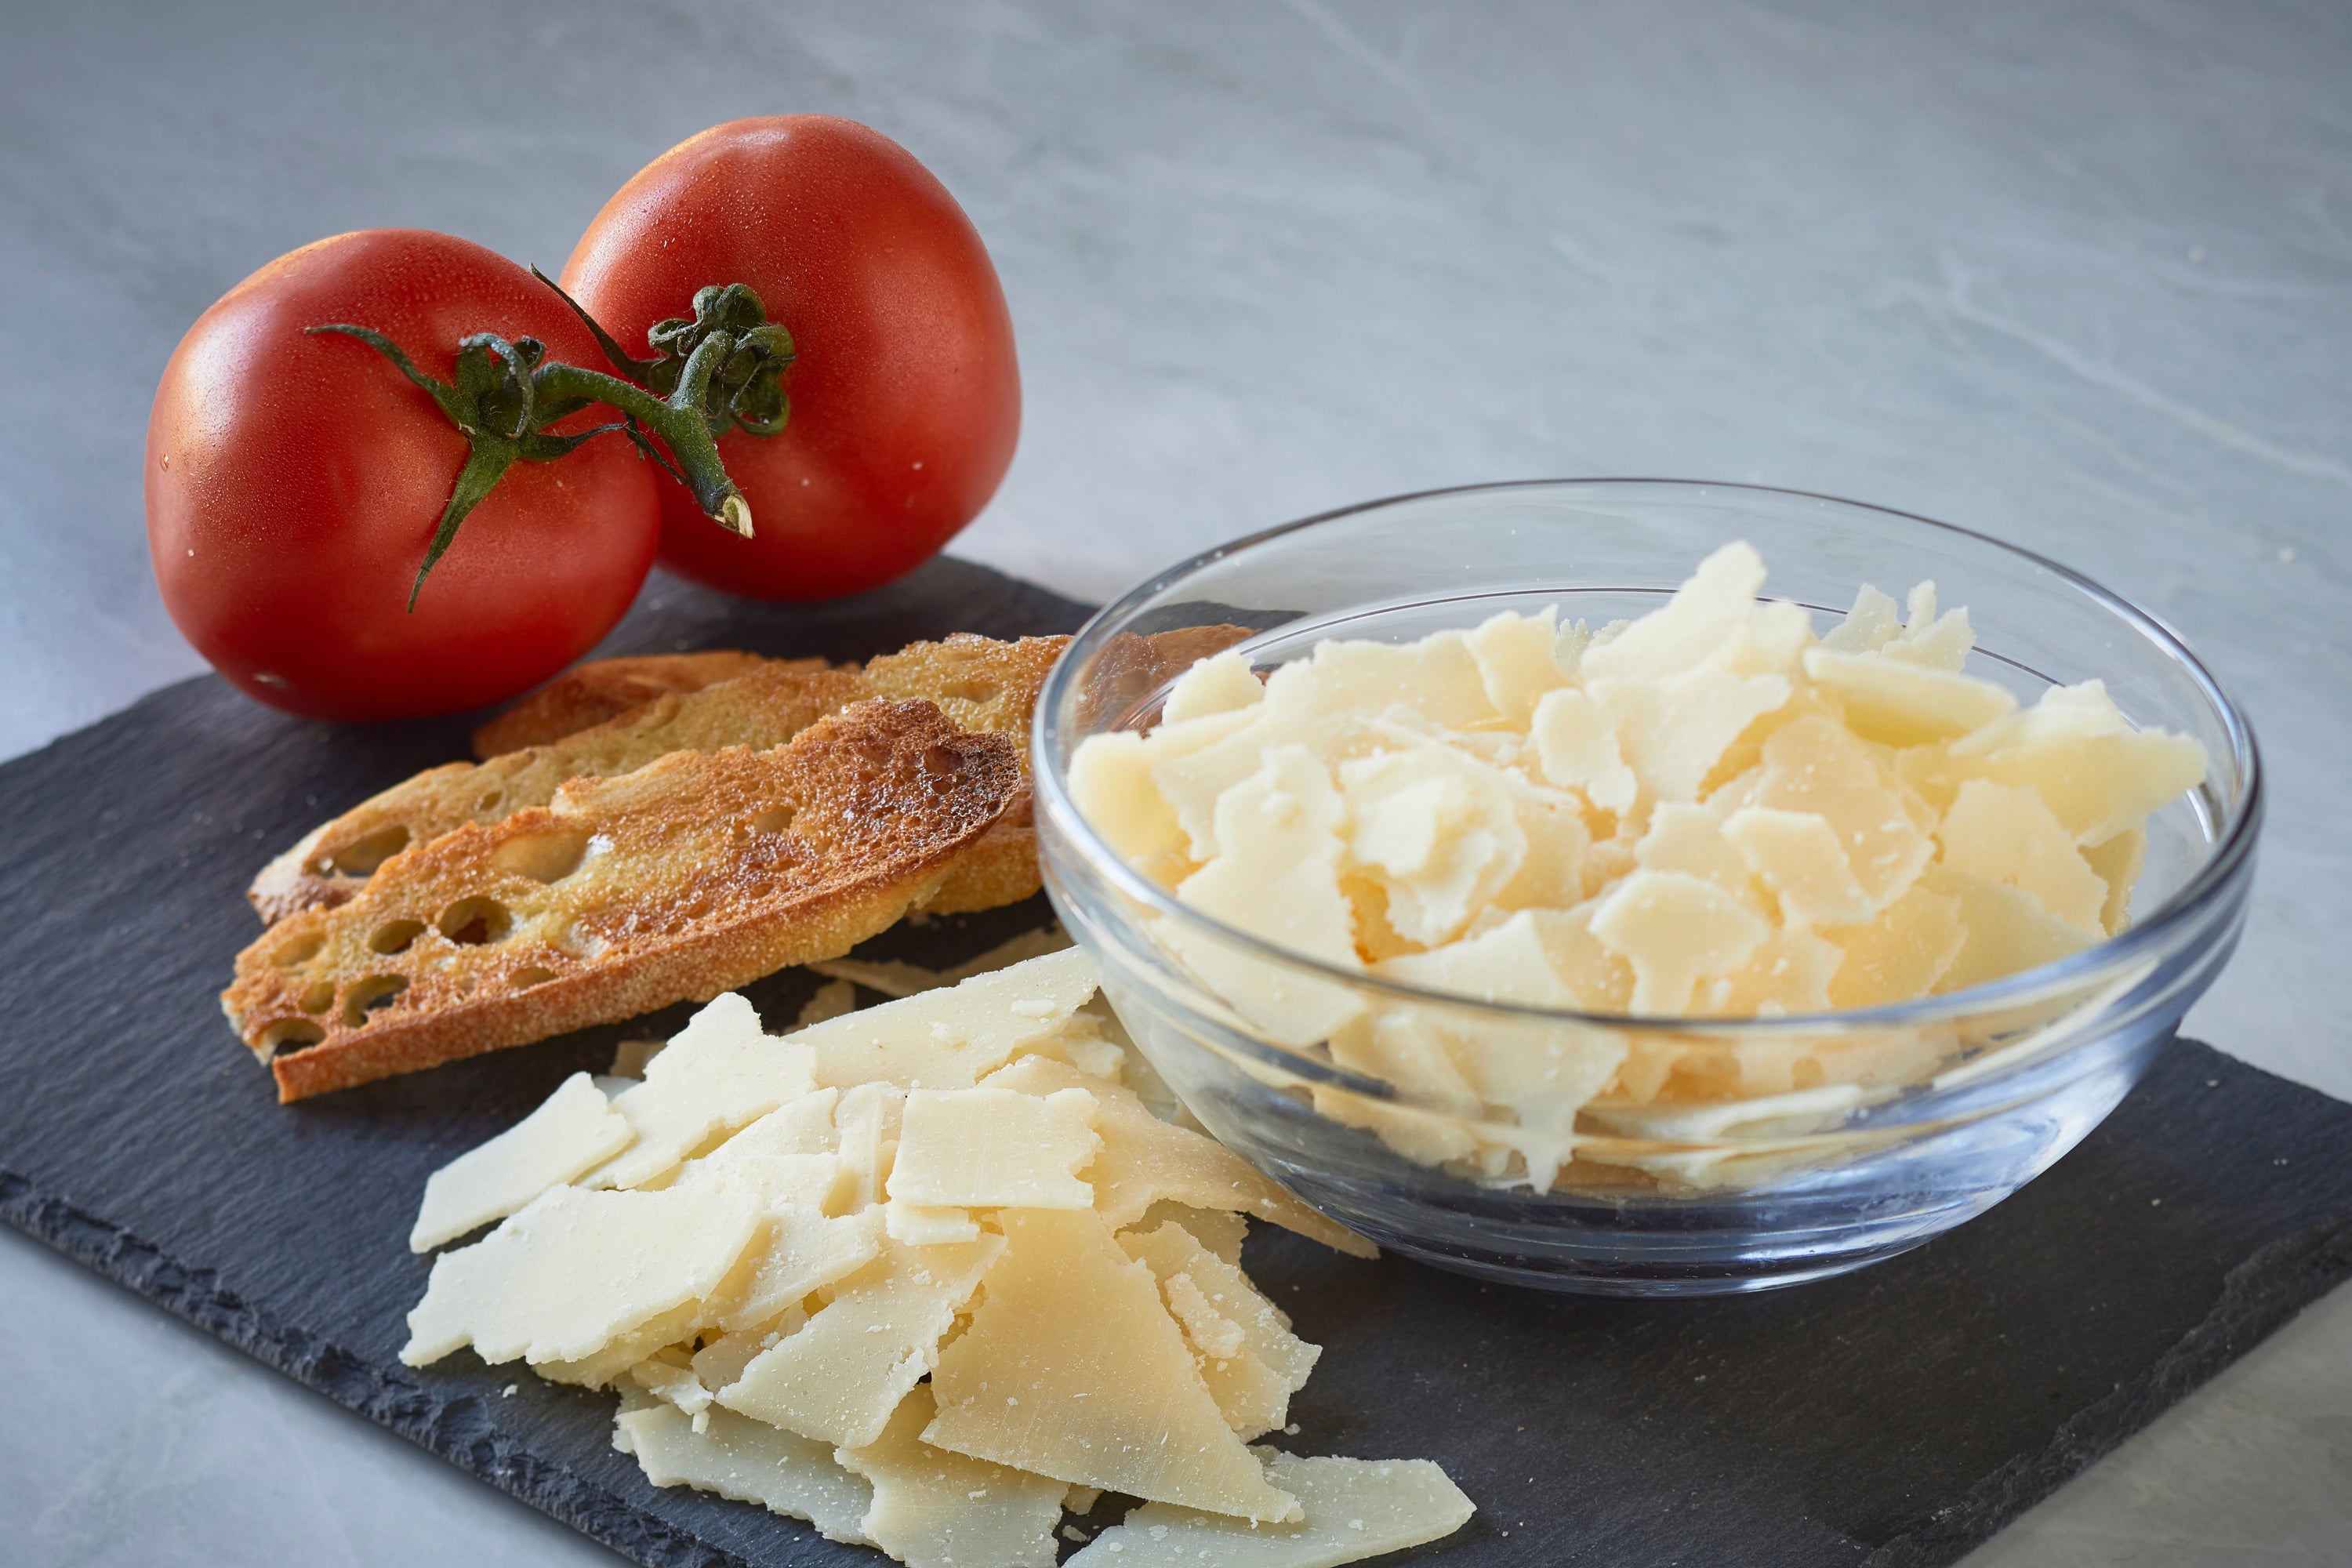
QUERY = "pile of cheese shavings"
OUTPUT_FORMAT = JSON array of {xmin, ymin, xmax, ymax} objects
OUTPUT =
[
  {"xmin": 401, "ymin": 947, "xmax": 1473, "ymax": 1568},
  {"xmin": 1069, "ymin": 541, "xmax": 2209, "ymax": 1192}
]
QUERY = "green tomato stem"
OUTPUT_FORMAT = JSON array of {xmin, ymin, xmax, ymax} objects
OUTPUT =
[{"xmin": 307, "ymin": 278, "xmax": 793, "ymax": 608}]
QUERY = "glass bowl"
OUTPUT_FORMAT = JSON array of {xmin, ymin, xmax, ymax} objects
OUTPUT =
[{"xmin": 1033, "ymin": 480, "xmax": 2261, "ymax": 1295}]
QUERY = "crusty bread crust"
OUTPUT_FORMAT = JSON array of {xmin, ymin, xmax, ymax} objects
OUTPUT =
[
  {"xmin": 246, "ymin": 630, "xmax": 1241, "ymax": 934},
  {"xmin": 917, "ymin": 818, "xmax": 1040, "ymax": 915},
  {"xmin": 861, "ymin": 633, "xmax": 1068, "ymax": 734},
  {"xmin": 862, "ymin": 633, "xmax": 1069, "ymax": 915},
  {"xmin": 227, "ymin": 701, "xmax": 1021, "ymax": 1101},
  {"xmin": 470, "ymin": 652, "xmax": 817, "ymax": 759},
  {"xmin": 249, "ymin": 666, "xmax": 872, "ymax": 924},
  {"xmin": 1073, "ymin": 624, "xmax": 1257, "ymax": 730}
]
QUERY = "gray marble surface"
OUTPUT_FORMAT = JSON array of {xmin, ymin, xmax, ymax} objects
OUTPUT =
[{"xmin": 0, "ymin": 0, "xmax": 2343, "ymax": 1561}]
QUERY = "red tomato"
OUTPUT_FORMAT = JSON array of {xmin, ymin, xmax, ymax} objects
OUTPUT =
[
  {"xmin": 147, "ymin": 229, "xmax": 662, "ymax": 721},
  {"xmin": 561, "ymin": 116, "xmax": 1020, "ymax": 601}
]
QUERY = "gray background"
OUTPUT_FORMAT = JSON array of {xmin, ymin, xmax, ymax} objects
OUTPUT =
[{"xmin": 1, "ymin": 1, "xmax": 2345, "ymax": 1562}]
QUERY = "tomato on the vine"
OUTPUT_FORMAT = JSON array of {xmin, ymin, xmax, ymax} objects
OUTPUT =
[
  {"xmin": 146, "ymin": 229, "xmax": 662, "ymax": 721},
  {"xmin": 561, "ymin": 116, "xmax": 1021, "ymax": 601}
]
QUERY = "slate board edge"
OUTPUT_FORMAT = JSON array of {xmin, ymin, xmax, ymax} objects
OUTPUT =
[
  {"xmin": 1867, "ymin": 1207, "xmax": 2352, "ymax": 1567},
  {"xmin": 0, "ymin": 1168, "xmax": 745, "ymax": 1568}
]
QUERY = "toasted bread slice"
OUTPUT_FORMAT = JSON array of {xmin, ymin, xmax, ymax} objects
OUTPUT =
[
  {"xmin": 861, "ymin": 632, "xmax": 1068, "ymax": 733},
  {"xmin": 864, "ymin": 634, "xmax": 1069, "ymax": 915},
  {"xmin": 1073, "ymin": 623, "xmax": 1258, "ymax": 730},
  {"xmin": 470, "ymin": 652, "xmax": 816, "ymax": 759},
  {"xmin": 249, "ymin": 630, "xmax": 1238, "ymax": 930},
  {"xmin": 249, "ymin": 666, "xmax": 873, "ymax": 924},
  {"xmin": 227, "ymin": 701, "xmax": 1023, "ymax": 1101}
]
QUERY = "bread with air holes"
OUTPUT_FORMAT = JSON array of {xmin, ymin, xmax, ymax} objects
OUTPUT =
[
  {"xmin": 246, "ymin": 628, "xmax": 1252, "ymax": 930},
  {"xmin": 470, "ymin": 650, "xmax": 819, "ymax": 759},
  {"xmin": 225, "ymin": 700, "xmax": 1022, "ymax": 1102},
  {"xmin": 248, "ymin": 664, "xmax": 873, "ymax": 924}
]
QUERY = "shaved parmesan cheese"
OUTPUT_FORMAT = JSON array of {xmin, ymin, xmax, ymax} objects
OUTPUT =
[
  {"xmin": 1581, "ymin": 541, "xmax": 1767, "ymax": 682},
  {"xmin": 1947, "ymin": 681, "xmax": 2208, "ymax": 844},
  {"xmin": 1824, "ymin": 882, "xmax": 1967, "ymax": 1008},
  {"xmin": 397, "ymin": 949, "xmax": 1460, "ymax": 1567},
  {"xmin": 838, "ymin": 1383, "xmax": 1066, "ymax": 1568},
  {"xmin": 1588, "ymin": 869, "xmax": 1769, "ymax": 1014},
  {"xmin": 833, "ymin": 1083, "xmax": 906, "ymax": 1213},
  {"xmin": 535, "ymin": 1300, "xmax": 703, "ymax": 1391},
  {"xmin": 1592, "ymin": 663, "xmax": 1791, "ymax": 805},
  {"xmin": 813, "ymin": 927, "xmax": 1076, "ymax": 1001},
  {"xmin": 1065, "ymin": 1449, "xmax": 1474, "ymax": 1568},
  {"xmin": 692, "ymin": 1312, "xmax": 800, "ymax": 1392},
  {"xmin": 1926, "ymin": 866, "xmax": 2100, "ymax": 993},
  {"xmin": 1802, "ymin": 646, "xmax": 2015, "ymax": 746},
  {"xmin": 1937, "ymin": 779, "xmax": 2109, "ymax": 934},
  {"xmin": 1136, "ymin": 1202, "xmax": 1249, "ymax": 1265},
  {"xmin": 1027, "ymin": 1010, "xmax": 1129, "ymax": 1080},
  {"xmin": 1822, "ymin": 583, "xmax": 1904, "ymax": 653},
  {"xmin": 1163, "ymin": 649, "xmax": 1268, "ymax": 724},
  {"xmin": 1121, "ymin": 1221, "xmax": 1320, "ymax": 1439},
  {"xmin": 706, "ymin": 1087, "xmax": 842, "ymax": 1164},
  {"xmin": 1271, "ymin": 630, "xmax": 1498, "ymax": 732},
  {"xmin": 887, "ymin": 1086, "xmax": 1100, "ymax": 1210},
  {"xmin": 402, "ymin": 1183, "xmax": 760, "ymax": 1369},
  {"xmin": 410, "ymin": 1071, "xmax": 634, "ymax": 1252},
  {"xmin": 588, "ymin": 995, "xmax": 815, "ymax": 1190},
  {"xmin": 1060, "ymin": 542, "xmax": 2201, "ymax": 1209},
  {"xmin": 1722, "ymin": 807, "xmax": 1877, "ymax": 927},
  {"xmin": 1632, "ymin": 801, "xmax": 1754, "ymax": 898},
  {"xmin": 805, "ymin": 947, "xmax": 1101, "ymax": 1092},
  {"xmin": 1465, "ymin": 607, "xmax": 1569, "ymax": 725},
  {"xmin": 619, "ymin": 1398, "xmax": 875, "ymax": 1546},
  {"xmin": 884, "ymin": 1202, "xmax": 982, "ymax": 1246},
  {"xmin": 1530, "ymin": 686, "xmax": 1638, "ymax": 812},
  {"xmin": 1753, "ymin": 717, "xmax": 1933, "ymax": 909},
  {"xmin": 924, "ymin": 1208, "xmax": 1301, "ymax": 1523},
  {"xmin": 2083, "ymin": 826, "xmax": 2146, "ymax": 935},
  {"xmin": 702, "ymin": 1183, "xmax": 885, "ymax": 1336},
  {"xmin": 719, "ymin": 1236, "xmax": 1003, "ymax": 1449},
  {"xmin": 983, "ymin": 1055, "xmax": 1374, "ymax": 1256},
  {"xmin": 1341, "ymin": 743, "xmax": 1527, "ymax": 946},
  {"xmin": 628, "ymin": 1348, "xmax": 713, "ymax": 1417},
  {"xmin": 1171, "ymin": 745, "xmax": 1367, "ymax": 1046},
  {"xmin": 797, "ymin": 978, "xmax": 860, "ymax": 1028}
]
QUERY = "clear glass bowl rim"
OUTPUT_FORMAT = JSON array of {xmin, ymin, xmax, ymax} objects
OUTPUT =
[{"xmin": 1033, "ymin": 477, "xmax": 2264, "ymax": 1040}]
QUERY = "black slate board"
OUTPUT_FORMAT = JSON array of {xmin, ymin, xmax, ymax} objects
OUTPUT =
[{"xmin": 2, "ymin": 557, "xmax": 2348, "ymax": 1568}]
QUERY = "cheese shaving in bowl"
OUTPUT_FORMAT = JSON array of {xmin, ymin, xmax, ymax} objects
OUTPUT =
[{"xmin": 1065, "ymin": 542, "xmax": 2210, "ymax": 1193}]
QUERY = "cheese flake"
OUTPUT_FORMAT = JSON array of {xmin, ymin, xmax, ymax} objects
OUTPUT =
[
  {"xmin": 409, "ymin": 1070, "xmax": 635, "ymax": 1252},
  {"xmin": 1464, "ymin": 608, "xmax": 1569, "ymax": 725},
  {"xmin": 887, "ymin": 1085, "xmax": 1101, "ymax": 1210},
  {"xmin": 618, "ymin": 1396, "xmax": 875, "ymax": 1547},
  {"xmin": 587, "ymin": 994, "xmax": 816, "ymax": 1190},
  {"xmin": 1065, "ymin": 1449, "xmax": 1474, "ymax": 1568},
  {"xmin": 1802, "ymin": 646, "xmax": 2015, "ymax": 746},
  {"xmin": 402, "ymin": 1183, "xmax": 760, "ymax": 1369},
  {"xmin": 1936, "ymin": 779, "xmax": 2109, "ymax": 935},
  {"xmin": 1121, "ymin": 1221, "xmax": 1320, "ymax": 1439},
  {"xmin": 1162, "ymin": 649, "xmax": 1267, "ymax": 724},
  {"xmin": 924, "ymin": 1208, "xmax": 1301, "ymax": 1523},
  {"xmin": 838, "ymin": 1383, "xmax": 1067, "ymax": 1568},
  {"xmin": 718, "ymin": 1236, "xmax": 1002, "ymax": 1449},
  {"xmin": 806, "ymin": 947, "xmax": 1102, "ymax": 1091},
  {"xmin": 1721, "ymin": 806, "xmax": 1877, "ymax": 927},
  {"xmin": 983, "ymin": 1054, "xmax": 1374, "ymax": 1256},
  {"xmin": 1588, "ymin": 869, "xmax": 1769, "ymax": 1015}
]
